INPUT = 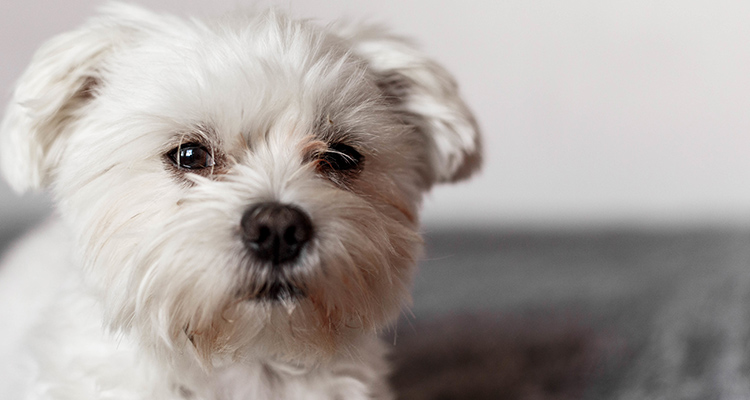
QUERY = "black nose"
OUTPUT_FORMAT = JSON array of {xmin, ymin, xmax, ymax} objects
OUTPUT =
[{"xmin": 240, "ymin": 202, "xmax": 313, "ymax": 265}]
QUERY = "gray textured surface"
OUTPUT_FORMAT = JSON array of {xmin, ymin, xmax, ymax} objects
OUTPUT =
[
  {"xmin": 393, "ymin": 228, "xmax": 750, "ymax": 399},
  {"xmin": 411, "ymin": 228, "xmax": 750, "ymax": 317}
]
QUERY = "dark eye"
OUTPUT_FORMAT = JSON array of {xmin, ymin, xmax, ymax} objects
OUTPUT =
[
  {"xmin": 320, "ymin": 143, "xmax": 363, "ymax": 171},
  {"xmin": 167, "ymin": 143, "xmax": 215, "ymax": 170}
]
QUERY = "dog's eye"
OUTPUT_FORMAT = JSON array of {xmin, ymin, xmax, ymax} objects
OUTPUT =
[
  {"xmin": 167, "ymin": 143, "xmax": 215, "ymax": 170},
  {"xmin": 320, "ymin": 143, "xmax": 363, "ymax": 171}
]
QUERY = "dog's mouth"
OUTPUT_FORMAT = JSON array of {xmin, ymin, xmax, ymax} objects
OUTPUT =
[{"xmin": 252, "ymin": 280, "xmax": 306, "ymax": 302}]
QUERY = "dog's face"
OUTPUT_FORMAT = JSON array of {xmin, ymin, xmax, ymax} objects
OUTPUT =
[{"xmin": 0, "ymin": 5, "xmax": 480, "ymax": 366}]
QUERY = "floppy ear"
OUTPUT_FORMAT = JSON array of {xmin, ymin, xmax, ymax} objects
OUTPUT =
[
  {"xmin": 340, "ymin": 26, "xmax": 482, "ymax": 185},
  {"xmin": 0, "ymin": 3, "xmax": 156, "ymax": 193}
]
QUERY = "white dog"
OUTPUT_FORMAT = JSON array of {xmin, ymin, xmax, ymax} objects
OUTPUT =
[{"xmin": 0, "ymin": 4, "xmax": 481, "ymax": 399}]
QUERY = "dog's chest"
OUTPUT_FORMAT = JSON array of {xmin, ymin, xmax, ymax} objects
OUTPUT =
[{"xmin": 176, "ymin": 360, "xmax": 381, "ymax": 400}]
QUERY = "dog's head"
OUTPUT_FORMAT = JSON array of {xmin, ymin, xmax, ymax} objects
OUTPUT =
[{"xmin": 0, "ymin": 4, "xmax": 481, "ymax": 366}]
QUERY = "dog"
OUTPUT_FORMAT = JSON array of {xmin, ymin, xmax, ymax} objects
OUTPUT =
[{"xmin": 0, "ymin": 3, "xmax": 481, "ymax": 399}]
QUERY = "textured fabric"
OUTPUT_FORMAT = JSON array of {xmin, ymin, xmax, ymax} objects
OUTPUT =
[{"xmin": 392, "ymin": 229, "xmax": 750, "ymax": 399}]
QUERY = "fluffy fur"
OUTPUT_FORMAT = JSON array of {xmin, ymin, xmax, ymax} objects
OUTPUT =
[{"xmin": 0, "ymin": 4, "xmax": 481, "ymax": 399}]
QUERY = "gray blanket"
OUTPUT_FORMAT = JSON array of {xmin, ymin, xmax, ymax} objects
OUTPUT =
[{"xmin": 393, "ymin": 229, "xmax": 750, "ymax": 399}]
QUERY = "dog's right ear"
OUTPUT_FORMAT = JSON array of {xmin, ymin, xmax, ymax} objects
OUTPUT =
[
  {"xmin": 0, "ymin": 3, "xmax": 157, "ymax": 193},
  {"xmin": 337, "ymin": 25, "xmax": 482, "ymax": 186}
]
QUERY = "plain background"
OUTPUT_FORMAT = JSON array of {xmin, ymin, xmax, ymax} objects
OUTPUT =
[{"xmin": 1, "ymin": 0, "xmax": 750, "ymax": 231}]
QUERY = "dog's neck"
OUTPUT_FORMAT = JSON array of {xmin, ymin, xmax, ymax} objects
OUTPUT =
[{"xmin": 161, "ymin": 334, "xmax": 391, "ymax": 400}]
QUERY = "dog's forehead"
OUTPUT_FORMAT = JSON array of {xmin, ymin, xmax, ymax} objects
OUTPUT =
[{"xmin": 103, "ymin": 15, "xmax": 374, "ymax": 142}]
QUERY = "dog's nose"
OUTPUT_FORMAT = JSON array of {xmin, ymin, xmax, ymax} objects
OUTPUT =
[{"xmin": 240, "ymin": 202, "xmax": 313, "ymax": 265}]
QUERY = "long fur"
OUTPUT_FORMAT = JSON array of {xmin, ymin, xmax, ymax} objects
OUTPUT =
[{"xmin": 0, "ymin": 3, "xmax": 481, "ymax": 399}]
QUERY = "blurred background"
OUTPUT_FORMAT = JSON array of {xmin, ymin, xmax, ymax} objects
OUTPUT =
[
  {"xmin": 2, "ymin": 0, "xmax": 750, "ymax": 230},
  {"xmin": 2, "ymin": 1, "xmax": 750, "ymax": 398}
]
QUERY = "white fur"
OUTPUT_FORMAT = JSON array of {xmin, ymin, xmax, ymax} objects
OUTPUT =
[{"xmin": 0, "ymin": 4, "xmax": 481, "ymax": 399}]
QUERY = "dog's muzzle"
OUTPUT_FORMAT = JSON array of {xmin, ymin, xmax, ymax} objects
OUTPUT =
[{"xmin": 240, "ymin": 202, "xmax": 313, "ymax": 267}]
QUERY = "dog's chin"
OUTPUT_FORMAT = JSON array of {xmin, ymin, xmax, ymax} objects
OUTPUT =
[{"xmin": 253, "ymin": 280, "xmax": 306, "ymax": 303}]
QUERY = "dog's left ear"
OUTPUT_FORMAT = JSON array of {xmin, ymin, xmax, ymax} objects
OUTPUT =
[
  {"xmin": 340, "ymin": 26, "xmax": 482, "ymax": 185},
  {"xmin": 0, "ymin": 3, "xmax": 158, "ymax": 193}
]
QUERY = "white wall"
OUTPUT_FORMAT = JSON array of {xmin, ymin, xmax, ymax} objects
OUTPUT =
[{"xmin": 1, "ymin": 1, "xmax": 749, "ymax": 229}]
